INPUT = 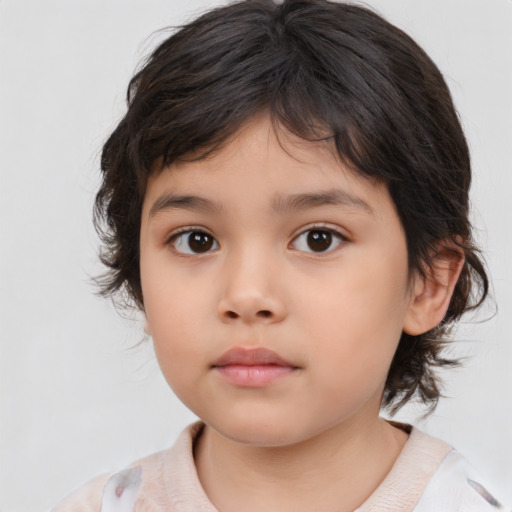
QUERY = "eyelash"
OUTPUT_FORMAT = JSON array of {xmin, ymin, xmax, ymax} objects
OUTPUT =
[
  {"xmin": 166, "ymin": 226, "xmax": 219, "ymax": 256},
  {"xmin": 166, "ymin": 225, "xmax": 347, "ymax": 256},
  {"xmin": 290, "ymin": 224, "xmax": 346, "ymax": 254}
]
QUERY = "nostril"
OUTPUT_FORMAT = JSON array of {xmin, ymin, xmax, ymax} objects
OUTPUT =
[{"xmin": 221, "ymin": 309, "xmax": 275, "ymax": 321}]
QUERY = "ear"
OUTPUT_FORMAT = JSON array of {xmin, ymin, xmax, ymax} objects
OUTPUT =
[{"xmin": 403, "ymin": 244, "xmax": 465, "ymax": 336}]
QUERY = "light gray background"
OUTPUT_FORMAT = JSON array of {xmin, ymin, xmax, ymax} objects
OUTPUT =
[{"xmin": 1, "ymin": 1, "xmax": 511, "ymax": 510}]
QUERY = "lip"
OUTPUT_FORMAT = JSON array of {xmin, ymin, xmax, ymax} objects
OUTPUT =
[{"xmin": 212, "ymin": 347, "xmax": 298, "ymax": 387}]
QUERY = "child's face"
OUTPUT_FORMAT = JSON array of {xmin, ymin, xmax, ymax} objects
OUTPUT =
[{"xmin": 140, "ymin": 114, "xmax": 417, "ymax": 447}]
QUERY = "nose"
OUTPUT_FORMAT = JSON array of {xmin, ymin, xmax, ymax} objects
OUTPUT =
[{"xmin": 217, "ymin": 247, "xmax": 287, "ymax": 325}]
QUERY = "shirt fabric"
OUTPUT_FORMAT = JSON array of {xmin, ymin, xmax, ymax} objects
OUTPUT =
[{"xmin": 52, "ymin": 421, "xmax": 508, "ymax": 512}]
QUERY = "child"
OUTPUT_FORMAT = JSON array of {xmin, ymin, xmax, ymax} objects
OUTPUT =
[{"xmin": 52, "ymin": 0, "xmax": 509, "ymax": 510}]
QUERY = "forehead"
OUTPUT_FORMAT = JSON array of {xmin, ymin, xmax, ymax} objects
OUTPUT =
[{"xmin": 142, "ymin": 115, "xmax": 393, "ymax": 220}]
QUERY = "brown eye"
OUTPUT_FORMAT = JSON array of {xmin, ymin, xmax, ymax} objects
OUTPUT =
[
  {"xmin": 188, "ymin": 232, "xmax": 214, "ymax": 252},
  {"xmin": 292, "ymin": 228, "xmax": 344, "ymax": 253},
  {"xmin": 307, "ymin": 230, "xmax": 333, "ymax": 252},
  {"xmin": 171, "ymin": 230, "xmax": 219, "ymax": 254}
]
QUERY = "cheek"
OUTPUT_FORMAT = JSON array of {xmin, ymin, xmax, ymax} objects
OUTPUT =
[
  {"xmin": 142, "ymin": 269, "xmax": 200, "ymax": 368},
  {"xmin": 304, "ymin": 258, "xmax": 408, "ymax": 335},
  {"xmin": 146, "ymin": 291, "xmax": 205, "ymax": 359},
  {"xmin": 143, "ymin": 251, "xmax": 209, "ymax": 331},
  {"xmin": 146, "ymin": 291, "xmax": 207, "ymax": 403},
  {"xmin": 298, "ymin": 254, "xmax": 409, "ymax": 379}
]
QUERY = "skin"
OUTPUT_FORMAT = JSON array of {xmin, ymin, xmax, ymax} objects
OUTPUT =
[{"xmin": 139, "ymin": 114, "xmax": 462, "ymax": 512}]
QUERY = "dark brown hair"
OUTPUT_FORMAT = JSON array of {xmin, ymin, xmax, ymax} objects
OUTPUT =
[{"xmin": 95, "ymin": 0, "xmax": 488, "ymax": 413}]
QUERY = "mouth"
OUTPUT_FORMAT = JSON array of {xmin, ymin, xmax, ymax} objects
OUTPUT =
[{"xmin": 212, "ymin": 347, "xmax": 298, "ymax": 387}]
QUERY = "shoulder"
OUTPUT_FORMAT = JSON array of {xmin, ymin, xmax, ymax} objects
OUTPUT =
[
  {"xmin": 357, "ymin": 424, "xmax": 509, "ymax": 512},
  {"xmin": 50, "ymin": 422, "xmax": 206, "ymax": 512},
  {"xmin": 51, "ymin": 472, "xmax": 110, "ymax": 512},
  {"xmin": 414, "ymin": 448, "xmax": 508, "ymax": 512}
]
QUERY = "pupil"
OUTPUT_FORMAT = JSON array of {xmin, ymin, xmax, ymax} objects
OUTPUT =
[
  {"xmin": 307, "ymin": 230, "xmax": 332, "ymax": 252},
  {"xmin": 188, "ymin": 232, "xmax": 213, "ymax": 253}
]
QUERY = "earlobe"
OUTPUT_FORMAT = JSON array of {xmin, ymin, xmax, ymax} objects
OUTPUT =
[{"xmin": 403, "ymin": 245, "xmax": 465, "ymax": 336}]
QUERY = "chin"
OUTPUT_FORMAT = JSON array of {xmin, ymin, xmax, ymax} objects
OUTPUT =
[
  {"xmin": 203, "ymin": 411, "xmax": 317, "ymax": 448},
  {"xmin": 216, "ymin": 424, "xmax": 301, "ymax": 447}
]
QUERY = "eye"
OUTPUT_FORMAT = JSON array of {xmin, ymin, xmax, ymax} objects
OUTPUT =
[
  {"xmin": 291, "ymin": 228, "xmax": 345, "ymax": 253},
  {"xmin": 169, "ymin": 230, "xmax": 219, "ymax": 255}
]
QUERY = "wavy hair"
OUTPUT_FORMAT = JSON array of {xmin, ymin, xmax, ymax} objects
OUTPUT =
[{"xmin": 94, "ymin": 0, "xmax": 488, "ymax": 413}]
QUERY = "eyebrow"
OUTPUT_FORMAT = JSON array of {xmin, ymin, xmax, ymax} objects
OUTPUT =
[
  {"xmin": 271, "ymin": 189, "xmax": 374, "ymax": 215},
  {"xmin": 149, "ymin": 194, "xmax": 222, "ymax": 218},
  {"xmin": 148, "ymin": 188, "xmax": 373, "ymax": 218}
]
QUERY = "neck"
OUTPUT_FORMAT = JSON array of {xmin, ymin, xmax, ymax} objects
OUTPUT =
[{"xmin": 194, "ymin": 415, "xmax": 408, "ymax": 512}]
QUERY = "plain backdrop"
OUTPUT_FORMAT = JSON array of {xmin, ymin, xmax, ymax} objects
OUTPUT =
[{"xmin": 1, "ymin": 1, "xmax": 511, "ymax": 510}]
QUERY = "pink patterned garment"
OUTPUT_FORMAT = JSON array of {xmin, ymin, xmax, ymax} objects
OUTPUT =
[
  {"xmin": 54, "ymin": 422, "xmax": 510, "ymax": 512},
  {"xmin": 100, "ymin": 467, "xmax": 142, "ymax": 512}
]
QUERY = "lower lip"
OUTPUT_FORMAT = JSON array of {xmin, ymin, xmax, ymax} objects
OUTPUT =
[{"xmin": 214, "ymin": 365, "xmax": 295, "ymax": 387}]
